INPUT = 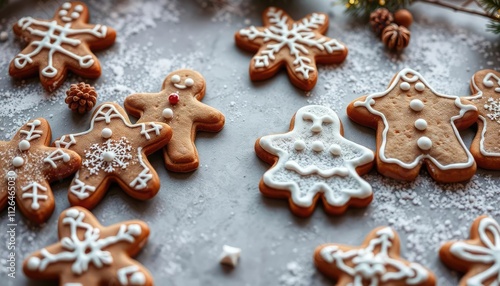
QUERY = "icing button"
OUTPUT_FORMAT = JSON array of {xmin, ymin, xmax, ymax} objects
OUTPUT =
[
  {"xmin": 130, "ymin": 272, "xmax": 146, "ymax": 285},
  {"xmin": 400, "ymin": 82, "xmax": 411, "ymax": 91},
  {"xmin": 12, "ymin": 156, "xmax": 24, "ymax": 168},
  {"xmin": 415, "ymin": 82, "xmax": 425, "ymax": 92},
  {"xmin": 410, "ymin": 99, "xmax": 424, "ymax": 112},
  {"xmin": 162, "ymin": 108, "xmax": 174, "ymax": 119},
  {"xmin": 101, "ymin": 128, "xmax": 113, "ymax": 139},
  {"xmin": 19, "ymin": 140, "xmax": 31, "ymax": 151},
  {"xmin": 329, "ymin": 144, "xmax": 342, "ymax": 156},
  {"xmin": 414, "ymin": 119, "xmax": 428, "ymax": 131},
  {"xmin": 102, "ymin": 151, "xmax": 116, "ymax": 162},
  {"xmin": 417, "ymin": 136, "xmax": 432, "ymax": 151},
  {"xmin": 26, "ymin": 257, "xmax": 41, "ymax": 270},
  {"xmin": 311, "ymin": 141, "xmax": 325, "ymax": 152},
  {"xmin": 294, "ymin": 140, "xmax": 306, "ymax": 151}
]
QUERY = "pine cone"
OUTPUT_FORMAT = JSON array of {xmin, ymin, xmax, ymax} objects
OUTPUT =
[
  {"xmin": 65, "ymin": 82, "xmax": 98, "ymax": 114},
  {"xmin": 382, "ymin": 23, "xmax": 410, "ymax": 51},
  {"xmin": 370, "ymin": 8, "xmax": 394, "ymax": 36}
]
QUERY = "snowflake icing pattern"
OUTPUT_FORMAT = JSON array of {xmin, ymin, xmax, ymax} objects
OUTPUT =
[
  {"xmin": 484, "ymin": 97, "xmax": 500, "ymax": 124},
  {"xmin": 83, "ymin": 137, "xmax": 133, "ymax": 175},
  {"xmin": 239, "ymin": 7, "xmax": 345, "ymax": 79}
]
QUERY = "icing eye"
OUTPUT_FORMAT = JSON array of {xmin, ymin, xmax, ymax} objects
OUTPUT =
[
  {"xmin": 59, "ymin": 10, "xmax": 68, "ymax": 16},
  {"xmin": 302, "ymin": 113, "xmax": 313, "ymax": 121},
  {"xmin": 71, "ymin": 12, "xmax": 80, "ymax": 19},
  {"xmin": 185, "ymin": 78, "xmax": 194, "ymax": 87},
  {"xmin": 171, "ymin": 75, "xmax": 181, "ymax": 83},
  {"xmin": 62, "ymin": 2, "xmax": 71, "ymax": 9},
  {"xmin": 322, "ymin": 116, "xmax": 334, "ymax": 124},
  {"xmin": 74, "ymin": 5, "xmax": 84, "ymax": 12}
]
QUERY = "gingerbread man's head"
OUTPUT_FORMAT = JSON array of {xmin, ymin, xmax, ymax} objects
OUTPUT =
[
  {"xmin": 161, "ymin": 69, "xmax": 206, "ymax": 98},
  {"xmin": 54, "ymin": 2, "xmax": 89, "ymax": 24},
  {"xmin": 294, "ymin": 105, "xmax": 340, "ymax": 135}
]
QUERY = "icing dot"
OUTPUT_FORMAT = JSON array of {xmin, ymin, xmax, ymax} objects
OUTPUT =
[
  {"xmin": 128, "ymin": 224, "xmax": 142, "ymax": 236},
  {"xmin": 369, "ymin": 99, "xmax": 375, "ymax": 106},
  {"xmin": 171, "ymin": 75, "xmax": 181, "ymax": 83},
  {"xmin": 27, "ymin": 257, "xmax": 41, "ymax": 270},
  {"xmin": 417, "ymin": 137, "xmax": 432, "ymax": 150},
  {"xmin": 484, "ymin": 80, "xmax": 494, "ymax": 88},
  {"xmin": 311, "ymin": 141, "xmax": 325, "ymax": 152},
  {"xmin": 400, "ymin": 82, "xmax": 411, "ymax": 91},
  {"xmin": 415, "ymin": 82, "xmax": 425, "ymax": 92},
  {"xmin": 185, "ymin": 78, "xmax": 194, "ymax": 87},
  {"xmin": 130, "ymin": 272, "xmax": 146, "ymax": 285},
  {"xmin": 32, "ymin": 119, "xmax": 41, "ymax": 126},
  {"xmin": 101, "ymin": 128, "xmax": 113, "ymax": 139},
  {"xmin": 294, "ymin": 140, "xmax": 306, "ymax": 151},
  {"xmin": 162, "ymin": 108, "xmax": 174, "ymax": 119},
  {"xmin": 414, "ymin": 119, "xmax": 427, "ymax": 131},
  {"xmin": 410, "ymin": 99, "xmax": 424, "ymax": 112},
  {"xmin": 329, "ymin": 144, "xmax": 342, "ymax": 156},
  {"xmin": 169, "ymin": 93, "xmax": 179, "ymax": 105},
  {"xmin": 62, "ymin": 2, "xmax": 71, "ymax": 9},
  {"xmin": 71, "ymin": 12, "xmax": 80, "ymax": 19},
  {"xmin": 12, "ymin": 156, "xmax": 24, "ymax": 168},
  {"xmin": 62, "ymin": 153, "xmax": 71, "ymax": 162},
  {"xmin": 18, "ymin": 140, "xmax": 30, "ymax": 151},
  {"xmin": 59, "ymin": 10, "xmax": 68, "ymax": 16},
  {"xmin": 66, "ymin": 208, "xmax": 79, "ymax": 218},
  {"xmin": 74, "ymin": 5, "xmax": 84, "ymax": 12},
  {"xmin": 102, "ymin": 151, "xmax": 116, "ymax": 162}
]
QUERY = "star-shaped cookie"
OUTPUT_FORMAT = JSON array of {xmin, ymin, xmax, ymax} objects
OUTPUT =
[
  {"xmin": 347, "ymin": 68, "xmax": 479, "ymax": 183},
  {"xmin": 255, "ymin": 105, "xmax": 374, "ymax": 217},
  {"xmin": 124, "ymin": 69, "xmax": 225, "ymax": 172},
  {"xmin": 9, "ymin": 1, "xmax": 116, "ymax": 92},
  {"xmin": 470, "ymin": 69, "xmax": 500, "ymax": 170},
  {"xmin": 23, "ymin": 207, "xmax": 153, "ymax": 286},
  {"xmin": 440, "ymin": 215, "xmax": 500, "ymax": 286},
  {"xmin": 54, "ymin": 102, "xmax": 172, "ymax": 209},
  {"xmin": 235, "ymin": 7, "xmax": 348, "ymax": 91},
  {"xmin": 315, "ymin": 227, "xmax": 436, "ymax": 285},
  {"xmin": 0, "ymin": 118, "xmax": 80, "ymax": 223}
]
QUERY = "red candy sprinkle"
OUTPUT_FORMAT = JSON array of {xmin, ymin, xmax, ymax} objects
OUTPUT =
[{"xmin": 169, "ymin": 93, "xmax": 179, "ymax": 105}]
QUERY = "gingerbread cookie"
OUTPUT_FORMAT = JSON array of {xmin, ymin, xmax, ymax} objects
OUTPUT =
[
  {"xmin": 0, "ymin": 118, "xmax": 80, "ymax": 223},
  {"xmin": 124, "ymin": 69, "xmax": 225, "ymax": 173},
  {"xmin": 235, "ymin": 7, "xmax": 348, "ymax": 91},
  {"xmin": 23, "ymin": 207, "xmax": 153, "ymax": 286},
  {"xmin": 10, "ymin": 2, "xmax": 116, "ymax": 92},
  {"xmin": 470, "ymin": 70, "xmax": 500, "ymax": 170},
  {"xmin": 439, "ymin": 215, "xmax": 500, "ymax": 286},
  {"xmin": 347, "ymin": 68, "xmax": 478, "ymax": 183},
  {"xmin": 255, "ymin": 105, "xmax": 374, "ymax": 217},
  {"xmin": 54, "ymin": 102, "xmax": 172, "ymax": 209},
  {"xmin": 315, "ymin": 226, "xmax": 436, "ymax": 286}
]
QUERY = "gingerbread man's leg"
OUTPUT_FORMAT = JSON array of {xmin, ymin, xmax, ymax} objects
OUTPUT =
[
  {"xmin": 110, "ymin": 257, "xmax": 153, "ymax": 286},
  {"xmin": 164, "ymin": 127, "xmax": 199, "ymax": 172},
  {"xmin": 67, "ymin": 170, "xmax": 108, "ymax": 209},
  {"xmin": 117, "ymin": 149, "xmax": 160, "ymax": 200},
  {"xmin": 16, "ymin": 178, "xmax": 54, "ymax": 224}
]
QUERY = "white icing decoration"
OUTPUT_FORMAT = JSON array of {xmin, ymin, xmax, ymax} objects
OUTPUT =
[
  {"xmin": 94, "ymin": 105, "xmax": 122, "ymax": 123},
  {"xmin": 483, "ymin": 72, "xmax": 500, "ymax": 92},
  {"xmin": 219, "ymin": 245, "xmax": 241, "ymax": 267},
  {"xmin": 71, "ymin": 12, "xmax": 80, "ymax": 19},
  {"xmin": 117, "ymin": 265, "xmax": 146, "ymax": 286},
  {"xmin": 185, "ymin": 78, "xmax": 194, "ymax": 87},
  {"xmin": 239, "ymin": 7, "xmax": 345, "ymax": 79},
  {"xmin": 21, "ymin": 182, "xmax": 48, "ymax": 210},
  {"xmin": 259, "ymin": 105, "xmax": 374, "ymax": 208},
  {"xmin": 162, "ymin": 108, "xmax": 173, "ymax": 119},
  {"xmin": 74, "ymin": 5, "xmax": 84, "ymax": 12},
  {"xmin": 450, "ymin": 217, "xmax": 500, "ymax": 286},
  {"xmin": 12, "ymin": 156, "xmax": 24, "ymax": 167},
  {"xmin": 101, "ymin": 128, "xmax": 113, "ymax": 139},
  {"xmin": 484, "ymin": 97, "xmax": 500, "ymax": 124},
  {"xmin": 311, "ymin": 140, "xmax": 324, "ymax": 152},
  {"xmin": 319, "ymin": 227, "xmax": 429, "ymax": 285},
  {"xmin": 26, "ymin": 257, "xmax": 41, "ymax": 270},
  {"xmin": 294, "ymin": 140, "xmax": 306, "ymax": 151},
  {"xmin": 171, "ymin": 74, "xmax": 181, "ymax": 83},
  {"xmin": 415, "ymin": 82, "xmax": 425, "ymax": 92},
  {"xmin": 59, "ymin": 10, "xmax": 68, "ymax": 16},
  {"xmin": 55, "ymin": 134, "xmax": 77, "ymax": 149},
  {"xmin": 409, "ymin": 99, "xmax": 424, "ymax": 112},
  {"xmin": 62, "ymin": 2, "xmax": 71, "ymax": 9},
  {"xmin": 400, "ymin": 82, "xmax": 410, "ymax": 91},
  {"xmin": 18, "ymin": 140, "xmax": 31, "ymax": 151},
  {"xmin": 83, "ymin": 137, "xmax": 132, "ymax": 175},
  {"xmin": 27, "ymin": 209, "xmax": 141, "ymax": 275},
  {"xmin": 417, "ymin": 136, "xmax": 432, "ymax": 151},
  {"xmin": 69, "ymin": 171, "xmax": 96, "ymax": 200},
  {"xmin": 414, "ymin": 119, "xmax": 427, "ymax": 131},
  {"xmin": 43, "ymin": 149, "xmax": 71, "ymax": 168},
  {"xmin": 129, "ymin": 147, "xmax": 153, "ymax": 190},
  {"xmin": 20, "ymin": 120, "xmax": 42, "ymax": 141},
  {"xmin": 354, "ymin": 68, "xmax": 476, "ymax": 170},
  {"xmin": 329, "ymin": 144, "xmax": 342, "ymax": 156},
  {"xmin": 14, "ymin": 16, "xmax": 107, "ymax": 78},
  {"xmin": 139, "ymin": 123, "xmax": 163, "ymax": 140}
]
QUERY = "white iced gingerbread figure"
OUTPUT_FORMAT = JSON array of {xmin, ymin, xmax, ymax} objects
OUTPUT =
[{"xmin": 255, "ymin": 105, "xmax": 374, "ymax": 217}]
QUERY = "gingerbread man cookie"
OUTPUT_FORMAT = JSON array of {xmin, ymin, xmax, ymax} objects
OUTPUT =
[
  {"xmin": 124, "ymin": 69, "xmax": 225, "ymax": 173},
  {"xmin": 54, "ymin": 102, "xmax": 172, "ymax": 209},
  {"xmin": 10, "ymin": 2, "xmax": 116, "ymax": 92},
  {"xmin": 235, "ymin": 7, "xmax": 348, "ymax": 91},
  {"xmin": 255, "ymin": 106, "xmax": 374, "ymax": 217},
  {"xmin": 23, "ymin": 207, "xmax": 153, "ymax": 286},
  {"xmin": 315, "ymin": 227, "xmax": 436, "ymax": 286},
  {"xmin": 0, "ymin": 118, "xmax": 80, "ymax": 223},
  {"xmin": 470, "ymin": 70, "xmax": 500, "ymax": 170},
  {"xmin": 347, "ymin": 68, "xmax": 479, "ymax": 183},
  {"xmin": 440, "ymin": 215, "xmax": 500, "ymax": 286}
]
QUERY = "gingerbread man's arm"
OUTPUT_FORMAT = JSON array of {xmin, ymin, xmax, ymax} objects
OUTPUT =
[
  {"xmin": 123, "ymin": 93, "xmax": 159, "ymax": 119},
  {"xmin": 193, "ymin": 102, "xmax": 225, "ymax": 132},
  {"xmin": 346, "ymin": 95, "xmax": 383, "ymax": 129},
  {"xmin": 69, "ymin": 23, "xmax": 117, "ymax": 50},
  {"xmin": 454, "ymin": 97, "xmax": 479, "ymax": 130},
  {"xmin": 129, "ymin": 121, "xmax": 172, "ymax": 154}
]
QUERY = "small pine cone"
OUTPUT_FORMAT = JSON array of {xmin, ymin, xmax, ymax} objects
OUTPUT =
[
  {"xmin": 370, "ymin": 8, "xmax": 394, "ymax": 36},
  {"xmin": 382, "ymin": 23, "xmax": 410, "ymax": 51},
  {"xmin": 65, "ymin": 82, "xmax": 98, "ymax": 114}
]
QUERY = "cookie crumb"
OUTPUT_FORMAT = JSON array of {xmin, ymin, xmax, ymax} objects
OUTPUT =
[
  {"xmin": 219, "ymin": 245, "xmax": 241, "ymax": 267},
  {"xmin": 0, "ymin": 31, "xmax": 7, "ymax": 41}
]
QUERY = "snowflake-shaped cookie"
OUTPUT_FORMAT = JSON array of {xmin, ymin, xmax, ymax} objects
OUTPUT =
[
  {"xmin": 124, "ymin": 69, "xmax": 225, "ymax": 172},
  {"xmin": 347, "ymin": 68, "xmax": 479, "ymax": 183},
  {"xmin": 235, "ymin": 7, "xmax": 348, "ymax": 91},
  {"xmin": 0, "ymin": 119, "xmax": 80, "ymax": 223},
  {"xmin": 23, "ymin": 207, "xmax": 153, "ymax": 285},
  {"xmin": 255, "ymin": 105, "xmax": 374, "ymax": 217},
  {"xmin": 470, "ymin": 69, "xmax": 500, "ymax": 169},
  {"xmin": 54, "ymin": 102, "xmax": 172, "ymax": 209},
  {"xmin": 9, "ymin": 2, "xmax": 116, "ymax": 92},
  {"xmin": 440, "ymin": 216, "xmax": 500, "ymax": 286},
  {"xmin": 315, "ymin": 227, "xmax": 436, "ymax": 286}
]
